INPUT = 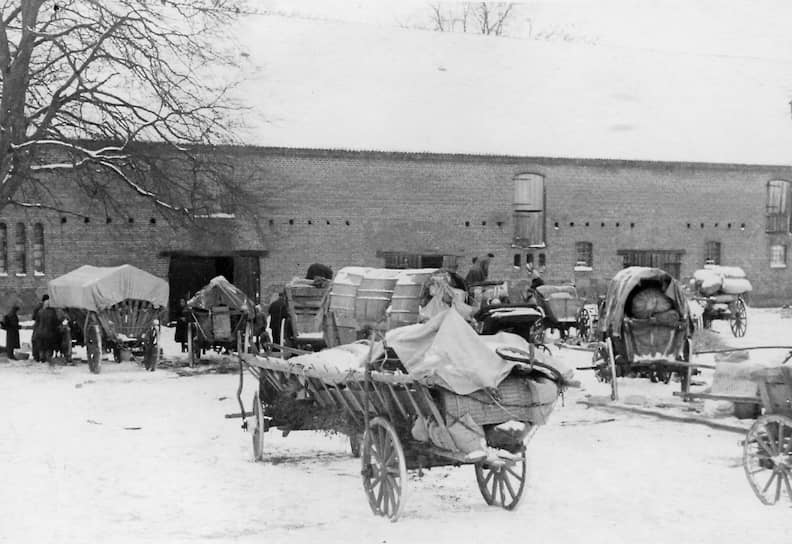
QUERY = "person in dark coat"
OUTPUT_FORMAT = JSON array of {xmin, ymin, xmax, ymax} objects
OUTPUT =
[
  {"xmin": 31, "ymin": 294, "xmax": 49, "ymax": 361},
  {"xmin": 267, "ymin": 291, "xmax": 289, "ymax": 346},
  {"xmin": 465, "ymin": 253, "xmax": 494, "ymax": 286},
  {"xmin": 35, "ymin": 299, "xmax": 60, "ymax": 365},
  {"xmin": 174, "ymin": 298, "xmax": 188, "ymax": 353},
  {"xmin": 3, "ymin": 305, "xmax": 20, "ymax": 360}
]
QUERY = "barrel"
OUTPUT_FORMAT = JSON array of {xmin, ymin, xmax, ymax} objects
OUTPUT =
[
  {"xmin": 355, "ymin": 269, "xmax": 401, "ymax": 325},
  {"xmin": 389, "ymin": 269, "xmax": 438, "ymax": 326},
  {"xmin": 329, "ymin": 267, "xmax": 371, "ymax": 327}
]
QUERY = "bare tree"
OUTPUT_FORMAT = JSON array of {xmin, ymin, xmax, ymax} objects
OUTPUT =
[
  {"xmin": 0, "ymin": 0, "xmax": 258, "ymax": 222},
  {"xmin": 429, "ymin": 2, "xmax": 515, "ymax": 36}
]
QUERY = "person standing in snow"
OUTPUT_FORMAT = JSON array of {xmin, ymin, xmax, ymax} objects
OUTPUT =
[
  {"xmin": 267, "ymin": 291, "xmax": 289, "ymax": 346},
  {"xmin": 35, "ymin": 299, "xmax": 60, "ymax": 365},
  {"xmin": 31, "ymin": 294, "xmax": 49, "ymax": 361},
  {"xmin": 2, "ymin": 305, "xmax": 21, "ymax": 360}
]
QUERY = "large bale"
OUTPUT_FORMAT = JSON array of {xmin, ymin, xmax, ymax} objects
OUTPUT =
[
  {"xmin": 629, "ymin": 287, "xmax": 673, "ymax": 319},
  {"xmin": 720, "ymin": 277, "xmax": 753, "ymax": 295}
]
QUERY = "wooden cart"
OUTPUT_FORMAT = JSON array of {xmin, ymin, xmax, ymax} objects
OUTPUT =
[
  {"xmin": 693, "ymin": 293, "xmax": 747, "ymax": 338},
  {"xmin": 743, "ymin": 363, "xmax": 792, "ymax": 505},
  {"xmin": 237, "ymin": 344, "xmax": 573, "ymax": 520},
  {"xmin": 186, "ymin": 276, "xmax": 255, "ymax": 366},
  {"xmin": 49, "ymin": 265, "xmax": 168, "ymax": 373}
]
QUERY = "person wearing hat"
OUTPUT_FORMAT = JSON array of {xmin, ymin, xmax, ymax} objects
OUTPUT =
[
  {"xmin": 32, "ymin": 294, "xmax": 50, "ymax": 362},
  {"xmin": 2, "ymin": 305, "xmax": 20, "ymax": 360}
]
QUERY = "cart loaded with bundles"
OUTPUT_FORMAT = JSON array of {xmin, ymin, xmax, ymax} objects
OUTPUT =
[
  {"xmin": 591, "ymin": 266, "xmax": 695, "ymax": 399},
  {"xmin": 185, "ymin": 276, "xmax": 256, "ymax": 365},
  {"xmin": 689, "ymin": 265, "xmax": 751, "ymax": 337},
  {"xmin": 238, "ymin": 307, "xmax": 578, "ymax": 520},
  {"xmin": 48, "ymin": 264, "xmax": 168, "ymax": 373}
]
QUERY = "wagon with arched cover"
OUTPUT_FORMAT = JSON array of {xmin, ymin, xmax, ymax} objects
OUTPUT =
[
  {"xmin": 185, "ymin": 275, "xmax": 256, "ymax": 365},
  {"xmin": 48, "ymin": 265, "xmax": 168, "ymax": 373}
]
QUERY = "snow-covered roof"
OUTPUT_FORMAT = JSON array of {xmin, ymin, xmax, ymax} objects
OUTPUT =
[{"xmin": 233, "ymin": 14, "xmax": 792, "ymax": 166}]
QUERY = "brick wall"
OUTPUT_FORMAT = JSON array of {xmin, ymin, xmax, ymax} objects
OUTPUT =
[{"xmin": 0, "ymin": 146, "xmax": 789, "ymax": 314}]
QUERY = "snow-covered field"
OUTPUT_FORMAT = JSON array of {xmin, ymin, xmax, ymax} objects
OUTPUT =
[{"xmin": 0, "ymin": 309, "xmax": 790, "ymax": 544}]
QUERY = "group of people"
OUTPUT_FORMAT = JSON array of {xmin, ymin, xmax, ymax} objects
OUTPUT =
[{"xmin": 2, "ymin": 294, "xmax": 62, "ymax": 362}]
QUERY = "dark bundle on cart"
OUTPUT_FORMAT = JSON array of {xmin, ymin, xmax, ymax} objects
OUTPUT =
[
  {"xmin": 238, "ymin": 307, "xmax": 578, "ymax": 520},
  {"xmin": 48, "ymin": 264, "xmax": 168, "ymax": 373},
  {"xmin": 185, "ymin": 276, "xmax": 255, "ymax": 365}
]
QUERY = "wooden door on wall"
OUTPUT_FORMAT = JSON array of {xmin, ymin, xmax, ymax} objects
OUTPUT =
[
  {"xmin": 618, "ymin": 249, "xmax": 684, "ymax": 279},
  {"xmin": 233, "ymin": 254, "xmax": 260, "ymax": 305}
]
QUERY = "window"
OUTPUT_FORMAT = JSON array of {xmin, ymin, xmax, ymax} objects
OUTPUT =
[
  {"xmin": 538, "ymin": 253, "xmax": 546, "ymax": 267},
  {"xmin": 770, "ymin": 244, "xmax": 787, "ymax": 268},
  {"xmin": 513, "ymin": 253, "xmax": 521, "ymax": 268},
  {"xmin": 618, "ymin": 249, "xmax": 685, "ymax": 279},
  {"xmin": 32, "ymin": 223, "xmax": 44, "ymax": 274},
  {"xmin": 513, "ymin": 173, "xmax": 545, "ymax": 247},
  {"xmin": 575, "ymin": 242, "xmax": 593, "ymax": 269},
  {"xmin": 14, "ymin": 223, "xmax": 26, "ymax": 275},
  {"xmin": 381, "ymin": 252, "xmax": 458, "ymax": 270},
  {"xmin": 704, "ymin": 241, "xmax": 721, "ymax": 265},
  {"xmin": 766, "ymin": 180, "xmax": 791, "ymax": 233},
  {"xmin": 525, "ymin": 253, "xmax": 534, "ymax": 268},
  {"xmin": 0, "ymin": 224, "xmax": 6, "ymax": 274}
]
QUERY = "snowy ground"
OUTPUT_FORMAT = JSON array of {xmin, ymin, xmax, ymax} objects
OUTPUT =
[{"xmin": 0, "ymin": 309, "xmax": 790, "ymax": 543}]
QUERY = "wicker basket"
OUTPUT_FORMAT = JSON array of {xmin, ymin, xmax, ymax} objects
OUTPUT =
[{"xmin": 441, "ymin": 376, "xmax": 558, "ymax": 426}]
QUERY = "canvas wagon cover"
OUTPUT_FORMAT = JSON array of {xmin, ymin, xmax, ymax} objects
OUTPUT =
[
  {"xmin": 48, "ymin": 265, "xmax": 169, "ymax": 312},
  {"xmin": 599, "ymin": 266, "xmax": 689, "ymax": 338},
  {"xmin": 186, "ymin": 276, "xmax": 254, "ymax": 316}
]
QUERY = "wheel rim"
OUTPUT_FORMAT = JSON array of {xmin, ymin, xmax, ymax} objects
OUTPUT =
[
  {"xmin": 361, "ymin": 417, "xmax": 407, "ymax": 520},
  {"xmin": 252, "ymin": 392, "xmax": 265, "ymax": 461},
  {"xmin": 744, "ymin": 415, "xmax": 792, "ymax": 505},
  {"xmin": 730, "ymin": 299, "xmax": 747, "ymax": 337},
  {"xmin": 475, "ymin": 449, "xmax": 527, "ymax": 510}
]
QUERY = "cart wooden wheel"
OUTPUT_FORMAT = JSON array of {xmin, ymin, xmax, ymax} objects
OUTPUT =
[
  {"xmin": 729, "ymin": 297, "xmax": 747, "ymax": 338},
  {"xmin": 361, "ymin": 417, "xmax": 407, "ymax": 521},
  {"xmin": 605, "ymin": 337, "xmax": 619, "ymax": 401},
  {"xmin": 85, "ymin": 319, "xmax": 102, "ymax": 374},
  {"xmin": 251, "ymin": 391, "xmax": 267, "ymax": 461},
  {"xmin": 187, "ymin": 323, "xmax": 197, "ymax": 367},
  {"xmin": 743, "ymin": 414, "xmax": 792, "ymax": 505},
  {"xmin": 529, "ymin": 319, "xmax": 545, "ymax": 345},
  {"xmin": 475, "ymin": 448, "xmax": 527, "ymax": 510},
  {"xmin": 142, "ymin": 325, "xmax": 160, "ymax": 371}
]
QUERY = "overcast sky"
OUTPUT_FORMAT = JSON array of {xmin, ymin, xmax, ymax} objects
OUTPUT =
[{"xmin": 258, "ymin": 0, "xmax": 792, "ymax": 61}]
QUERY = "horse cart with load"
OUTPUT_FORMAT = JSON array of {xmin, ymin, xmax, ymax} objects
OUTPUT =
[
  {"xmin": 591, "ymin": 266, "xmax": 695, "ymax": 399},
  {"xmin": 238, "ymin": 308, "xmax": 577, "ymax": 520},
  {"xmin": 185, "ymin": 276, "xmax": 255, "ymax": 365},
  {"xmin": 48, "ymin": 265, "xmax": 168, "ymax": 373},
  {"xmin": 689, "ymin": 265, "xmax": 751, "ymax": 338}
]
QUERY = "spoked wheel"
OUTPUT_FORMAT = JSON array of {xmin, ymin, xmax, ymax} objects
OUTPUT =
[
  {"xmin": 85, "ymin": 318, "xmax": 102, "ymax": 374},
  {"xmin": 244, "ymin": 321, "xmax": 254, "ymax": 354},
  {"xmin": 743, "ymin": 414, "xmax": 792, "ymax": 505},
  {"xmin": 475, "ymin": 448, "xmax": 527, "ymax": 510},
  {"xmin": 529, "ymin": 319, "xmax": 545, "ymax": 345},
  {"xmin": 251, "ymin": 392, "xmax": 267, "ymax": 461},
  {"xmin": 730, "ymin": 297, "xmax": 748, "ymax": 338},
  {"xmin": 142, "ymin": 325, "xmax": 160, "ymax": 371},
  {"xmin": 361, "ymin": 417, "xmax": 407, "ymax": 521}
]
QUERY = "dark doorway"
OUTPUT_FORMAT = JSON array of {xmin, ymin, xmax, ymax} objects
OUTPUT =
[{"xmin": 167, "ymin": 254, "xmax": 260, "ymax": 320}]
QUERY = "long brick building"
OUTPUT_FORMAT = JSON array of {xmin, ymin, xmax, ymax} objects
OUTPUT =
[{"xmin": 3, "ymin": 15, "xmax": 792, "ymax": 313}]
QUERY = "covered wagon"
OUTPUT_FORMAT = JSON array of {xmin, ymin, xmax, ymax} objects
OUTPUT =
[
  {"xmin": 48, "ymin": 265, "xmax": 168, "ymax": 373},
  {"xmin": 185, "ymin": 276, "xmax": 255, "ymax": 365}
]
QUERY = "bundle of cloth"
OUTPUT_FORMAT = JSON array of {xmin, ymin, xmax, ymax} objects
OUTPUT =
[
  {"xmin": 628, "ymin": 283, "xmax": 680, "ymax": 325},
  {"xmin": 692, "ymin": 265, "xmax": 752, "ymax": 298}
]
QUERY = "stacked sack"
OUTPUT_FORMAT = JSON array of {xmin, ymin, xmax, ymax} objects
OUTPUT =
[{"xmin": 693, "ymin": 265, "xmax": 752, "ymax": 298}]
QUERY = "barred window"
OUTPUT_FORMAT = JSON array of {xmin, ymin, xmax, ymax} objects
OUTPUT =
[
  {"xmin": 0, "ymin": 224, "xmax": 6, "ymax": 274},
  {"xmin": 33, "ymin": 223, "xmax": 44, "ymax": 274},
  {"xmin": 381, "ymin": 251, "xmax": 457, "ymax": 270},
  {"xmin": 704, "ymin": 241, "xmax": 721, "ymax": 265},
  {"xmin": 14, "ymin": 223, "xmax": 26, "ymax": 274},
  {"xmin": 575, "ymin": 242, "xmax": 593, "ymax": 268},
  {"xmin": 770, "ymin": 244, "xmax": 787, "ymax": 268}
]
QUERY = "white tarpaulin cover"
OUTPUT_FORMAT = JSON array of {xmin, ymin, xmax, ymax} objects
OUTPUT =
[
  {"xmin": 385, "ymin": 309, "xmax": 516, "ymax": 395},
  {"xmin": 48, "ymin": 265, "xmax": 169, "ymax": 312}
]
